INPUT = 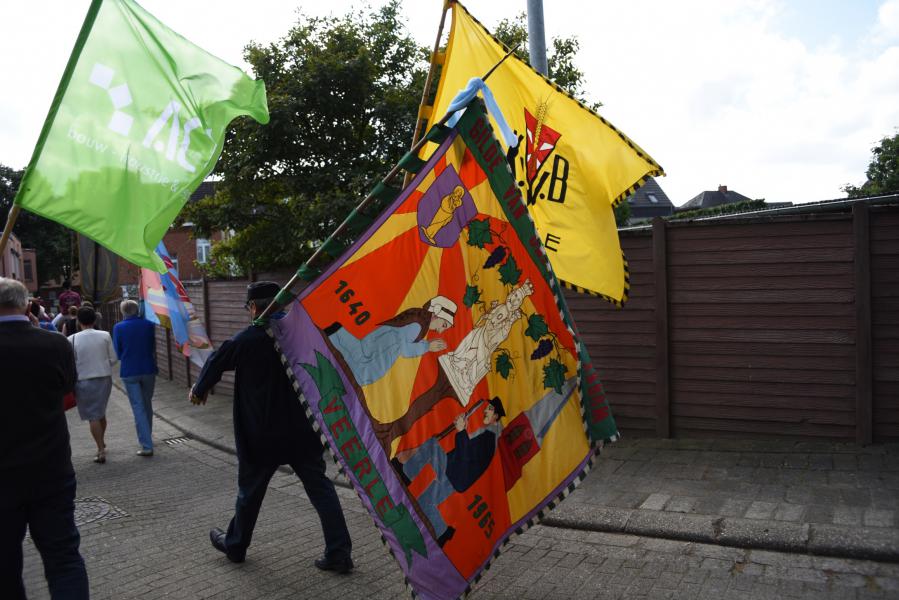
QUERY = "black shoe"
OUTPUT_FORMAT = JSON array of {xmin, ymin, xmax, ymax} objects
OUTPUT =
[
  {"xmin": 324, "ymin": 322, "xmax": 343, "ymax": 336},
  {"xmin": 209, "ymin": 528, "xmax": 245, "ymax": 563},
  {"xmin": 436, "ymin": 526, "xmax": 455, "ymax": 548},
  {"xmin": 390, "ymin": 457, "xmax": 411, "ymax": 486},
  {"xmin": 314, "ymin": 556, "xmax": 354, "ymax": 574}
]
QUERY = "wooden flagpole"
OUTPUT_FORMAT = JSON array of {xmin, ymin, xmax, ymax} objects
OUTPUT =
[
  {"xmin": 0, "ymin": 205, "xmax": 21, "ymax": 258},
  {"xmin": 257, "ymin": 44, "xmax": 519, "ymax": 322},
  {"xmin": 402, "ymin": 0, "xmax": 453, "ymax": 189}
]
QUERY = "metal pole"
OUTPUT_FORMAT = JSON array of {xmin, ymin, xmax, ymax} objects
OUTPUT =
[
  {"xmin": 527, "ymin": 0, "xmax": 549, "ymax": 75},
  {"xmin": 92, "ymin": 241, "xmax": 100, "ymax": 303}
]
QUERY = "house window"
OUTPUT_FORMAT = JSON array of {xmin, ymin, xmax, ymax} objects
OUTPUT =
[
  {"xmin": 196, "ymin": 238, "xmax": 211, "ymax": 264},
  {"xmin": 647, "ymin": 193, "xmax": 659, "ymax": 204},
  {"xmin": 23, "ymin": 259, "xmax": 33, "ymax": 281}
]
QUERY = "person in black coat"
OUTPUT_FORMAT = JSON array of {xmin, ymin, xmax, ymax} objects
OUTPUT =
[
  {"xmin": 0, "ymin": 278, "xmax": 89, "ymax": 599},
  {"xmin": 190, "ymin": 281, "xmax": 353, "ymax": 572}
]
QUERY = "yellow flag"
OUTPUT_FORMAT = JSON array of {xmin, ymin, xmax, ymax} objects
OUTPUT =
[{"xmin": 426, "ymin": 3, "xmax": 663, "ymax": 304}]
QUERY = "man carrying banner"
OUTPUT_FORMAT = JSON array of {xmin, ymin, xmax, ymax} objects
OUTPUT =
[{"xmin": 190, "ymin": 282, "xmax": 353, "ymax": 572}]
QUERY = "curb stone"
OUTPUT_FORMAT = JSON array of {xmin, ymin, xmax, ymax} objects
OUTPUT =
[{"xmin": 129, "ymin": 378, "xmax": 899, "ymax": 564}]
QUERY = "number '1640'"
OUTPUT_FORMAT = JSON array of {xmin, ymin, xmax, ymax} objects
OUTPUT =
[{"xmin": 334, "ymin": 280, "xmax": 370, "ymax": 325}]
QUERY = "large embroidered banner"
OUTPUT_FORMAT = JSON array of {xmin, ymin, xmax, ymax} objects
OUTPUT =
[{"xmin": 271, "ymin": 100, "xmax": 616, "ymax": 600}]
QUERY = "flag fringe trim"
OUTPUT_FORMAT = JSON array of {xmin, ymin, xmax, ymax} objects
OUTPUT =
[
  {"xmin": 269, "ymin": 307, "xmax": 606, "ymax": 600},
  {"xmin": 267, "ymin": 101, "xmax": 617, "ymax": 598},
  {"xmin": 441, "ymin": 4, "xmax": 663, "ymax": 305},
  {"xmin": 559, "ymin": 248, "xmax": 631, "ymax": 307},
  {"xmin": 449, "ymin": 1, "xmax": 666, "ymax": 177}
]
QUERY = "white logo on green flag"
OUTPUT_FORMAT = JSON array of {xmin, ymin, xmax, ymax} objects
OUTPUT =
[{"xmin": 14, "ymin": 0, "xmax": 269, "ymax": 272}]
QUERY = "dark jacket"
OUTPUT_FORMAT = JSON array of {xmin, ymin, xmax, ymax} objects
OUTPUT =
[
  {"xmin": 113, "ymin": 315, "xmax": 158, "ymax": 377},
  {"xmin": 193, "ymin": 320, "xmax": 322, "ymax": 465},
  {"xmin": 446, "ymin": 426, "xmax": 499, "ymax": 492},
  {"xmin": 0, "ymin": 320, "xmax": 76, "ymax": 488}
]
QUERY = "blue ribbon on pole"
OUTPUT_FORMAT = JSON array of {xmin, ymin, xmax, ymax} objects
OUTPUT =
[{"xmin": 445, "ymin": 77, "xmax": 519, "ymax": 149}]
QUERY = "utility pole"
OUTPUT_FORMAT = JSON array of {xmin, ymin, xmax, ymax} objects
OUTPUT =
[{"xmin": 527, "ymin": 0, "xmax": 549, "ymax": 75}]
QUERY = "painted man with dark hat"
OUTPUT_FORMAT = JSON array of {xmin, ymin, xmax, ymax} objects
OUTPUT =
[
  {"xmin": 190, "ymin": 281, "xmax": 354, "ymax": 572},
  {"xmin": 393, "ymin": 397, "xmax": 506, "ymax": 547}
]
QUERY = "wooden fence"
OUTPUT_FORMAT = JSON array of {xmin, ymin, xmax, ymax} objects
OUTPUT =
[{"xmin": 103, "ymin": 204, "xmax": 898, "ymax": 444}]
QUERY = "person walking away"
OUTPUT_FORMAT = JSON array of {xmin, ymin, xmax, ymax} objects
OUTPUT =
[
  {"xmin": 57, "ymin": 280, "xmax": 81, "ymax": 314},
  {"xmin": 30, "ymin": 299, "xmax": 58, "ymax": 333},
  {"xmin": 70, "ymin": 306, "xmax": 117, "ymax": 464},
  {"xmin": 189, "ymin": 281, "xmax": 354, "ymax": 571},
  {"xmin": 112, "ymin": 300, "xmax": 158, "ymax": 457},
  {"xmin": 80, "ymin": 301, "xmax": 101, "ymax": 329},
  {"xmin": 59, "ymin": 305, "xmax": 79, "ymax": 337},
  {"xmin": 0, "ymin": 277, "xmax": 89, "ymax": 599},
  {"xmin": 51, "ymin": 306, "xmax": 65, "ymax": 330}
]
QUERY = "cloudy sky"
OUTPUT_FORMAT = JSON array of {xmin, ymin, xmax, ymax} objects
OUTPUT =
[{"xmin": 2, "ymin": 0, "xmax": 898, "ymax": 205}]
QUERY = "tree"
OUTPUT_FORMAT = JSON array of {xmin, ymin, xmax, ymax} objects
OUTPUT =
[
  {"xmin": 493, "ymin": 13, "xmax": 601, "ymax": 111},
  {"xmin": 844, "ymin": 132, "xmax": 899, "ymax": 198},
  {"xmin": 186, "ymin": 2, "xmax": 428, "ymax": 275},
  {"xmin": 0, "ymin": 164, "xmax": 72, "ymax": 285},
  {"xmin": 613, "ymin": 200, "xmax": 630, "ymax": 228},
  {"xmin": 188, "ymin": 3, "xmax": 600, "ymax": 276}
]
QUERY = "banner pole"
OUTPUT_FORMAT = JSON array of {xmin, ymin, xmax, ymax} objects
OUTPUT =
[
  {"xmin": 259, "ymin": 45, "xmax": 518, "ymax": 322},
  {"xmin": 0, "ymin": 205, "xmax": 21, "ymax": 258},
  {"xmin": 402, "ymin": 0, "xmax": 452, "ymax": 189}
]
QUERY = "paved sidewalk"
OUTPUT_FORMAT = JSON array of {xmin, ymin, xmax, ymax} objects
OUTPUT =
[
  {"xmin": 141, "ymin": 375, "xmax": 899, "ymax": 562},
  {"xmin": 24, "ymin": 387, "xmax": 899, "ymax": 599}
]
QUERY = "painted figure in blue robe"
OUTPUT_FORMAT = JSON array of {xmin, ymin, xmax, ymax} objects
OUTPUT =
[
  {"xmin": 325, "ymin": 295, "xmax": 458, "ymax": 387},
  {"xmin": 393, "ymin": 397, "xmax": 506, "ymax": 547}
]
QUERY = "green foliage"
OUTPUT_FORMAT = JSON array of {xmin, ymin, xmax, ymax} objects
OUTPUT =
[
  {"xmin": 185, "ymin": 1, "xmax": 428, "ymax": 274},
  {"xmin": 196, "ymin": 240, "xmax": 244, "ymax": 279},
  {"xmin": 466, "ymin": 218, "xmax": 493, "ymax": 249},
  {"xmin": 524, "ymin": 313, "xmax": 549, "ymax": 342},
  {"xmin": 614, "ymin": 200, "xmax": 631, "ymax": 227},
  {"xmin": 844, "ymin": 132, "xmax": 899, "ymax": 198},
  {"xmin": 495, "ymin": 352, "xmax": 513, "ymax": 379},
  {"xmin": 672, "ymin": 199, "xmax": 766, "ymax": 221},
  {"xmin": 0, "ymin": 164, "xmax": 72, "ymax": 285},
  {"xmin": 542, "ymin": 358, "xmax": 568, "ymax": 394},
  {"xmin": 498, "ymin": 255, "xmax": 522, "ymax": 286},
  {"xmin": 493, "ymin": 13, "xmax": 601, "ymax": 111},
  {"xmin": 462, "ymin": 284, "xmax": 481, "ymax": 308}
]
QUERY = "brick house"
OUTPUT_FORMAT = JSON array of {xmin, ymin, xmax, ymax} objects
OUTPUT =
[
  {"xmin": 0, "ymin": 232, "xmax": 38, "ymax": 293},
  {"xmin": 116, "ymin": 180, "xmax": 223, "ymax": 291}
]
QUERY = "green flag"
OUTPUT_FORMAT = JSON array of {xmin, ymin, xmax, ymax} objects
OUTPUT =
[{"xmin": 13, "ymin": 0, "xmax": 269, "ymax": 272}]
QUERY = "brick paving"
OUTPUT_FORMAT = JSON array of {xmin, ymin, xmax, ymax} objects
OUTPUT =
[
  {"xmin": 547, "ymin": 436, "xmax": 899, "ymax": 559},
  {"xmin": 20, "ymin": 385, "xmax": 899, "ymax": 599}
]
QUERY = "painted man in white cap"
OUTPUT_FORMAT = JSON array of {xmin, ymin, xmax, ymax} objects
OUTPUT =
[
  {"xmin": 373, "ymin": 279, "xmax": 534, "ymax": 453},
  {"xmin": 325, "ymin": 295, "xmax": 457, "ymax": 386}
]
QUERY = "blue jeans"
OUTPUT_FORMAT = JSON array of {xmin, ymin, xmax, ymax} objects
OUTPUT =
[
  {"xmin": 0, "ymin": 473, "xmax": 89, "ymax": 599},
  {"xmin": 224, "ymin": 452, "xmax": 352, "ymax": 561},
  {"xmin": 122, "ymin": 374, "xmax": 156, "ymax": 451}
]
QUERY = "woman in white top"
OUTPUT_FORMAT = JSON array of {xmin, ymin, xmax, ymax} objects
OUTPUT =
[{"xmin": 70, "ymin": 306, "xmax": 117, "ymax": 463}]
